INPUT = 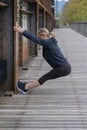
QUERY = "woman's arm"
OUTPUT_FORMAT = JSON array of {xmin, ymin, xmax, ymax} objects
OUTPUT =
[{"xmin": 14, "ymin": 25, "xmax": 49, "ymax": 47}]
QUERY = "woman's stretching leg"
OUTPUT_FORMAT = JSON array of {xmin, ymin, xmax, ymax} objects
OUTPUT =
[
  {"xmin": 25, "ymin": 63, "xmax": 71, "ymax": 90},
  {"xmin": 38, "ymin": 63, "xmax": 71, "ymax": 85}
]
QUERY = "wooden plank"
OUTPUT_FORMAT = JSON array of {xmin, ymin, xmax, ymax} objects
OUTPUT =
[{"xmin": 0, "ymin": 2, "xmax": 8, "ymax": 7}]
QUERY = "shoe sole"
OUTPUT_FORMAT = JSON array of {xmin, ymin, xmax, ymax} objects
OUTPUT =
[{"xmin": 16, "ymin": 81, "xmax": 28, "ymax": 94}]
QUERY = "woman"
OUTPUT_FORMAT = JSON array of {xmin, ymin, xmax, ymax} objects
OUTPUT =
[{"xmin": 14, "ymin": 25, "xmax": 71, "ymax": 94}]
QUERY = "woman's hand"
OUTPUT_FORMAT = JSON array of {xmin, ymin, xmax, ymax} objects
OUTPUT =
[{"xmin": 14, "ymin": 25, "xmax": 24, "ymax": 33}]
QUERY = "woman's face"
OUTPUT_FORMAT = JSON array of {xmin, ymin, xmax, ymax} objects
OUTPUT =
[{"xmin": 38, "ymin": 34, "xmax": 48, "ymax": 39}]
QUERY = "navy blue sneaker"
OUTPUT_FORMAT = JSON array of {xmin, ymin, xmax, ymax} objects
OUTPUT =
[{"xmin": 17, "ymin": 81, "xmax": 28, "ymax": 94}]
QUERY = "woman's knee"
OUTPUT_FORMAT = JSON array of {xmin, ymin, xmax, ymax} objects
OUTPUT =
[{"xmin": 65, "ymin": 63, "xmax": 71, "ymax": 75}]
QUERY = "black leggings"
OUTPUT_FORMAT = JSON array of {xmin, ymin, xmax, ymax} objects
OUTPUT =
[{"xmin": 38, "ymin": 63, "xmax": 71, "ymax": 85}]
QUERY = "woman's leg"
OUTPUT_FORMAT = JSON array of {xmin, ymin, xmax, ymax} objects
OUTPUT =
[{"xmin": 25, "ymin": 63, "xmax": 71, "ymax": 89}]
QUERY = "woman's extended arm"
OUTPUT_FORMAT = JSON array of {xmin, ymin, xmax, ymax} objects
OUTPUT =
[{"xmin": 14, "ymin": 25, "xmax": 49, "ymax": 47}]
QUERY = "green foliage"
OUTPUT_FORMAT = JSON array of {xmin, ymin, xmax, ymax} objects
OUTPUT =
[{"xmin": 60, "ymin": 0, "xmax": 87, "ymax": 24}]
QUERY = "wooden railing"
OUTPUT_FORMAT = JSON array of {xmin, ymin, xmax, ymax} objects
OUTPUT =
[{"xmin": 71, "ymin": 22, "xmax": 87, "ymax": 37}]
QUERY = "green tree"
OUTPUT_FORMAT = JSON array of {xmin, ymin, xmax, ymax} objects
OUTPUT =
[{"xmin": 60, "ymin": 0, "xmax": 87, "ymax": 24}]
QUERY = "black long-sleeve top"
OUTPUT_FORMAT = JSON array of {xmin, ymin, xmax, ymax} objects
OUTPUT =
[{"xmin": 22, "ymin": 30, "xmax": 69, "ymax": 68}]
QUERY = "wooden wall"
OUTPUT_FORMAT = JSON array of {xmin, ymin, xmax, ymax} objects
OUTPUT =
[
  {"xmin": 0, "ymin": 0, "xmax": 54, "ymax": 95},
  {"xmin": 0, "ymin": 0, "xmax": 14, "ymax": 96}
]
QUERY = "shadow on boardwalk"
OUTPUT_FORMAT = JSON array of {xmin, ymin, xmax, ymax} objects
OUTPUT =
[{"xmin": 0, "ymin": 28, "xmax": 87, "ymax": 130}]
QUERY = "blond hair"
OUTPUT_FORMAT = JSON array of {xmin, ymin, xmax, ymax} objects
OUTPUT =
[
  {"xmin": 37, "ymin": 28, "xmax": 49, "ymax": 36},
  {"xmin": 49, "ymin": 31, "xmax": 55, "ymax": 38}
]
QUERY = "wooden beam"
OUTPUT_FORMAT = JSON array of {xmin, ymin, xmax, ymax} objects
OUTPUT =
[
  {"xmin": 37, "ymin": 1, "xmax": 47, "ymax": 11},
  {"xmin": 37, "ymin": 1, "xmax": 53, "ymax": 17},
  {"xmin": 0, "ymin": 2, "xmax": 8, "ymax": 7},
  {"xmin": 20, "ymin": 9, "xmax": 33, "ymax": 15},
  {"xmin": 14, "ymin": 0, "xmax": 19, "ymax": 94},
  {"xmin": 24, "ymin": 0, "xmax": 36, "ymax": 3}
]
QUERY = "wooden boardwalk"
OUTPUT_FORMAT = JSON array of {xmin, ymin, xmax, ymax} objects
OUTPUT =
[{"xmin": 0, "ymin": 28, "xmax": 87, "ymax": 130}]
